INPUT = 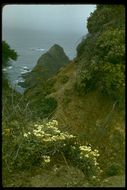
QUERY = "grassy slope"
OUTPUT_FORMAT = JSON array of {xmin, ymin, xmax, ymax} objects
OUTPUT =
[
  {"xmin": 44, "ymin": 60, "xmax": 125, "ymax": 174},
  {"xmin": 3, "ymin": 54, "xmax": 125, "ymax": 188},
  {"xmin": 3, "ymin": 5, "xmax": 125, "ymax": 187},
  {"xmin": 8, "ymin": 59, "xmax": 124, "ymax": 187}
]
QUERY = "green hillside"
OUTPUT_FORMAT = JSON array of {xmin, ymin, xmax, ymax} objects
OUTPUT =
[{"xmin": 2, "ymin": 5, "xmax": 125, "ymax": 187}]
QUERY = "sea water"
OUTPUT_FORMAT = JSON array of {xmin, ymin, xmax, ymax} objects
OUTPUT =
[{"xmin": 2, "ymin": 27, "xmax": 86, "ymax": 93}]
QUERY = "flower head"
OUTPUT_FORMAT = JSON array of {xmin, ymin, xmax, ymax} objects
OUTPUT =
[
  {"xmin": 24, "ymin": 133, "xmax": 28, "ymax": 137},
  {"xmin": 42, "ymin": 155, "xmax": 50, "ymax": 163}
]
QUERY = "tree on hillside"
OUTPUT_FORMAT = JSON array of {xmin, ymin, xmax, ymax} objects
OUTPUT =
[
  {"xmin": 2, "ymin": 41, "xmax": 18, "ymax": 88},
  {"xmin": 2, "ymin": 41, "xmax": 18, "ymax": 67}
]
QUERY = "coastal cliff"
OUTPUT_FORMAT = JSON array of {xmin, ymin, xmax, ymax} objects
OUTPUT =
[
  {"xmin": 19, "ymin": 44, "xmax": 69, "ymax": 88},
  {"xmin": 2, "ymin": 5, "xmax": 125, "ymax": 187},
  {"xmin": 22, "ymin": 4, "xmax": 125, "ymax": 182}
]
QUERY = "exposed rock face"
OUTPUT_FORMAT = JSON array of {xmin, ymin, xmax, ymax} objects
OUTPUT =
[{"xmin": 19, "ymin": 44, "xmax": 69, "ymax": 88}]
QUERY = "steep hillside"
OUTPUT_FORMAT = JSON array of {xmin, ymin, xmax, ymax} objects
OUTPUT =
[
  {"xmin": 23, "ymin": 5, "xmax": 125, "ymax": 179},
  {"xmin": 3, "ymin": 5, "xmax": 125, "ymax": 187},
  {"xmin": 43, "ymin": 60, "xmax": 125, "ymax": 173}
]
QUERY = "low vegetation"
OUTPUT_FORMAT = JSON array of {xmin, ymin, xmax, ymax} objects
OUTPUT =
[
  {"xmin": 3, "ymin": 119, "xmax": 102, "ymax": 186},
  {"xmin": 2, "ymin": 4, "xmax": 125, "ymax": 187}
]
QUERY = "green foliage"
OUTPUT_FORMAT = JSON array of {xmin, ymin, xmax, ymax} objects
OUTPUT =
[
  {"xmin": 40, "ymin": 97, "xmax": 57, "ymax": 118},
  {"xmin": 105, "ymin": 162, "xmax": 122, "ymax": 176},
  {"xmin": 23, "ymin": 77, "xmax": 57, "ymax": 120},
  {"xmin": 87, "ymin": 5, "xmax": 125, "ymax": 33},
  {"xmin": 65, "ymin": 144, "xmax": 101, "ymax": 181},
  {"xmin": 2, "ymin": 41, "xmax": 18, "ymax": 66},
  {"xmin": 32, "ymin": 97, "xmax": 57, "ymax": 119},
  {"xmin": 2, "ymin": 41, "xmax": 18, "ymax": 99},
  {"xmin": 2, "ymin": 41, "xmax": 18, "ymax": 93},
  {"xmin": 76, "ymin": 34, "xmax": 97, "ymax": 58},
  {"xmin": 40, "ymin": 79, "xmax": 56, "ymax": 95},
  {"xmin": 60, "ymin": 75, "xmax": 69, "ymax": 84},
  {"xmin": 96, "ymin": 29, "xmax": 125, "ymax": 64},
  {"xmin": 2, "ymin": 119, "xmax": 102, "ymax": 182},
  {"xmin": 76, "ymin": 5, "xmax": 125, "ymax": 107},
  {"xmin": 47, "ymin": 78, "xmax": 56, "ymax": 88}
]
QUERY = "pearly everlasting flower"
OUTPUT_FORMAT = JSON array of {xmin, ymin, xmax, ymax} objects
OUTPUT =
[
  {"xmin": 69, "ymin": 134, "xmax": 75, "ymax": 138},
  {"xmin": 42, "ymin": 155, "xmax": 50, "ymax": 163},
  {"xmin": 94, "ymin": 149, "xmax": 99, "ymax": 153},
  {"xmin": 59, "ymin": 135, "xmax": 65, "ymax": 140},
  {"xmin": 38, "ymin": 126, "xmax": 42, "ymax": 130},
  {"xmin": 35, "ymin": 133, "xmax": 42, "ymax": 137},
  {"xmin": 94, "ymin": 162, "xmax": 99, "ymax": 166},
  {"xmin": 79, "ymin": 145, "xmax": 91, "ymax": 152},
  {"xmin": 24, "ymin": 133, "xmax": 28, "ymax": 137},
  {"xmin": 55, "ymin": 129, "xmax": 60, "ymax": 133},
  {"xmin": 41, "ymin": 131, "xmax": 45, "ymax": 135},
  {"xmin": 52, "ymin": 120, "xmax": 58, "ymax": 126},
  {"xmin": 51, "ymin": 136, "xmax": 57, "ymax": 141},
  {"xmin": 85, "ymin": 154, "xmax": 89, "ymax": 158},
  {"xmin": 43, "ymin": 138, "xmax": 52, "ymax": 142}
]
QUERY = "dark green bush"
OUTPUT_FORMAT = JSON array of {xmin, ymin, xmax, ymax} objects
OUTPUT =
[
  {"xmin": 2, "ymin": 41, "xmax": 18, "ymax": 66},
  {"xmin": 34, "ymin": 97, "xmax": 57, "ymax": 119},
  {"xmin": 105, "ymin": 162, "xmax": 122, "ymax": 176},
  {"xmin": 41, "ymin": 97, "xmax": 57, "ymax": 118},
  {"xmin": 60, "ymin": 75, "xmax": 69, "ymax": 84},
  {"xmin": 87, "ymin": 5, "xmax": 125, "ymax": 34},
  {"xmin": 76, "ymin": 5, "xmax": 125, "ymax": 106}
]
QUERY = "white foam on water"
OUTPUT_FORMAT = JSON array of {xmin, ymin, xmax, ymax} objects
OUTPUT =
[
  {"xmin": 30, "ymin": 47, "xmax": 45, "ymax": 51},
  {"xmin": 21, "ymin": 70, "xmax": 29, "ymax": 74},
  {"xmin": 8, "ymin": 66, "xmax": 13, "ymax": 69},
  {"xmin": 2, "ymin": 68, "xmax": 7, "ymax": 71},
  {"xmin": 23, "ymin": 66, "xmax": 29, "ymax": 69}
]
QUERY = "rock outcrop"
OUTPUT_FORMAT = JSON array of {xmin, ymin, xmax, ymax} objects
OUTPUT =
[{"xmin": 19, "ymin": 44, "xmax": 69, "ymax": 88}]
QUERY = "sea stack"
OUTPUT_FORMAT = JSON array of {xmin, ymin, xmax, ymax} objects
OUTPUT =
[{"xmin": 19, "ymin": 44, "xmax": 69, "ymax": 88}]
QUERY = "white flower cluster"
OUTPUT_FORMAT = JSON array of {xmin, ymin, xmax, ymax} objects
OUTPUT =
[
  {"xmin": 79, "ymin": 145, "xmax": 92, "ymax": 152},
  {"xmin": 23, "ymin": 120, "xmax": 75, "ymax": 142},
  {"xmin": 42, "ymin": 155, "xmax": 50, "ymax": 163},
  {"xmin": 79, "ymin": 145, "xmax": 99, "ymax": 157},
  {"xmin": 23, "ymin": 120, "xmax": 102, "ymax": 177},
  {"xmin": 79, "ymin": 145, "xmax": 100, "ymax": 169}
]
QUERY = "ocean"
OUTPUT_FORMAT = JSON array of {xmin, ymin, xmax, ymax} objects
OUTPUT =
[{"xmin": 2, "ymin": 27, "xmax": 86, "ymax": 93}]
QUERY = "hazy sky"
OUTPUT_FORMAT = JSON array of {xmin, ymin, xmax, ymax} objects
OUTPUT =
[{"xmin": 2, "ymin": 4, "xmax": 96, "ymax": 34}]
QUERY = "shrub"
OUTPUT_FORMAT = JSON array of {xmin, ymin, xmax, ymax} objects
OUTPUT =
[
  {"xmin": 40, "ymin": 97, "xmax": 57, "ymax": 118},
  {"xmin": 87, "ymin": 5, "xmax": 125, "ymax": 34},
  {"xmin": 3, "ymin": 120, "xmax": 102, "ymax": 182},
  {"xmin": 105, "ymin": 162, "xmax": 122, "ymax": 176},
  {"xmin": 32, "ymin": 97, "xmax": 57, "ymax": 119},
  {"xmin": 2, "ymin": 41, "xmax": 18, "ymax": 66},
  {"xmin": 60, "ymin": 75, "xmax": 69, "ymax": 84},
  {"xmin": 76, "ymin": 5, "xmax": 125, "ymax": 107}
]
